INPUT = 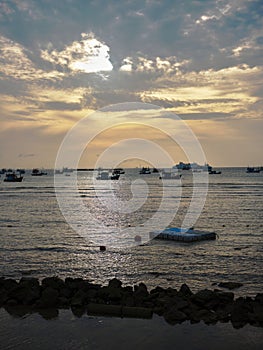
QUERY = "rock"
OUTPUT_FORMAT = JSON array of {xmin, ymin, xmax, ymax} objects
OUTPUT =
[
  {"xmin": 255, "ymin": 293, "xmax": 263, "ymax": 304},
  {"xmin": 2, "ymin": 279, "xmax": 18, "ymax": 291},
  {"xmin": 9, "ymin": 284, "xmax": 40, "ymax": 305},
  {"xmin": 6, "ymin": 299, "xmax": 18, "ymax": 307},
  {"xmin": 179, "ymin": 284, "xmax": 193, "ymax": 297},
  {"xmin": 71, "ymin": 306, "xmax": 85, "ymax": 318},
  {"xmin": 133, "ymin": 283, "xmax": 149, "ymax": 306},
  {"xmin": 19, "ymin": 277, "xmax": 39, "ymax": 288},
  {"xmin": 58, "ymin": 297, "xmax": 70, "ymax": 308},
  {"xmin": 191, "ymin": 309, "xmax": 218, "ymax": 324},
  {"xmin": 42, "ymin": 277, "xmax": 65, "ymax": 290},
  {"xmin": 59, "ymin": 287, "xmax": 73, "ymax": 299},
  {"xmin": 214, "ymin": 290, "xmax": 234, "ymax": 304},
  {"xmin": 38, "ymin": 308, "xmax": 59, "ymax": 320},
  {"xmin": 64, "ymin": 278, "xmax": 87, "ymax": 291},
  {"xmin": 0, "ymin": 289, "xmax": 8, "ymax": 306},
  {"xmin": 230, "ymin": 298, "xmax": 251, "ymax": 327},
  {"xmin": 37, "ymin": 287, "xmax": 59, "ymax": 308},
  {"xmin": 71, "ymin": 290, "xmax": 87, "ymax": 307},
  {"xmin": 108, "ymin": 278, "xmax": 122, "ymax": 289},
  {"xmin": 163, "ymin": 306, "xmax": 187, "ymax": 324},
  {"xmin": 218, "ymin": 282, "xmax": 243, "ymax": 290},
  {"xmin": 107, "ymin": 287, "xmax": 122, "ymax": 302},
  {"xmin": 150, "ymin": 286, "xmax": 165, "ymax": 295},
  {"xmin": 191, "ymin": 289, "xmax": 218, "ymax": 308},
  {"xmin": 249, "ymin": 303, "xmax": 263, "ymax": 324}
]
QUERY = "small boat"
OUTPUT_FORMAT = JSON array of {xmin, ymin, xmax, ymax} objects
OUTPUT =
[
  {"xmin": 139, "ymin": 167, "xmax": 151, "ymax": 175},
  {"xmin": 246, "ymin": 167, "xmax": 260, "ymax": 173},
  {"xmin": 209, "ymin": 170, "xmax": 222, "ymax": 175},
  {"xmin": 4, "ymin": 172, "xmax": 23, "ymax": 182},
  {"xmin": 31, "ymin": 168, "xmax": 47, "ymax": 176},
  {"xmin": 159, "ymin": 170, "xmax": 182, "ymax": 180},
  {"xmin": 112, "ymin": 168, "xmax": 125, "ymax": 175},
  {"xmin": 96, "ymin": 170, "xmax": 120, "ymax": 180}
]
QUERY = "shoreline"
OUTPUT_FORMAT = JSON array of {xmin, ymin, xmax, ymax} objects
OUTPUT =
[{"xmin": 1, "ymin": 276, "xmax": 262, "ymax": 329}]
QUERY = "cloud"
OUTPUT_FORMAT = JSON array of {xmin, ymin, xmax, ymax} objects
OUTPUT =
[
  {"xmin": 0, "ymin": 35, "xmax": 63, "ymax": 81},
  {"xmin": 41, "ymin": 32, "xmax": 113, "ymax": 74},
  {"xmin": 18, "ymin": 153, "xmax": 36, "ymax": 158}
]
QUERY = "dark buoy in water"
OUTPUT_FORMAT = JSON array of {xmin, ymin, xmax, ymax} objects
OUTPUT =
[
  {"xmin": 134, "ymin": 235, "xmax": 142, "ymax": 243},
  {"xmin": 100, "ymin": 246, "xmax": 106, "ymax": 251}
]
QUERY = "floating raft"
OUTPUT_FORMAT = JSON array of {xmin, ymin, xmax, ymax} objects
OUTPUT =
[{"xmin": 151, "ymin": 227, "xmax": 216, "ymax": 243}]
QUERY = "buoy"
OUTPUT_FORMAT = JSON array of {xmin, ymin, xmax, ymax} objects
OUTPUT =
[{"xmin": 134, "ymin": 235, "xmax": 142, "ymax": 243}]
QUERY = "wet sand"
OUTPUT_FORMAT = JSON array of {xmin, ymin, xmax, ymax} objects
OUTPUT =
[{"xmin": 0, "ymin": 308, "xmax": 262, "ymax": 350}]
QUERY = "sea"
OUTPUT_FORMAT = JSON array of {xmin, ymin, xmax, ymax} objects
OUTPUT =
[
  {"xmin": 1, "ymin": 167, "xmax": 263, "ymax": 349},
  {"xmin": 0, "ymin": 167, "xmax": 262, "ymax": 296}
]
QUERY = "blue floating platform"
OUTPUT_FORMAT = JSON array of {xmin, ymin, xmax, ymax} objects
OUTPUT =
[{"xmin": 150, "ymin": 227, "xmax": 216, "ymax": 243}]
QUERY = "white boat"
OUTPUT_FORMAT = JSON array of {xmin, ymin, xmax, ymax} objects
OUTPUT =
[{"xmin": 159, "ymin": 170, "xmax": 182, "ymax": 180}]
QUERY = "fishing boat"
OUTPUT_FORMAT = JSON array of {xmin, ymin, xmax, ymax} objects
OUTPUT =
[
  {"xmin": 31, "ymin": 168, "xmax": 47, "ymax": 176},
  {"xmin": 96, "ymin": 170, "xmax": 120, "ymax": 180},
  {"xmin": 246, "ymin": 167, "xmax": 260, "ymax": 173},
  {"xmin": 112, "ymin": 168, "xmax": 125, "ymax": 175},
  {"xmin": 139, "ymin": 167, "xmax": 151, "ymax": 175},
  {"xmin": 209, "ymin": 170, "xmax": 222, "ymax": 175},
  {"xmin": 4, "ymin": 172, "xmax": 23, "ymax": 182}
]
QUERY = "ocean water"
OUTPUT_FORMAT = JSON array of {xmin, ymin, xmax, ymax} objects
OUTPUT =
[{"xmin": 0, "ymin": 168, "xmax": 262, "ymax": 296}]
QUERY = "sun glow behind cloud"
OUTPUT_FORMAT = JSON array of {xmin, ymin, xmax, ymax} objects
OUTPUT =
[{"xmin": 41, "ymin": 33, "xmax": 113, "ymax": 74}]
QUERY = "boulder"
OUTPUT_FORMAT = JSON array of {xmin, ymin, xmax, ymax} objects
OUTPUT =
[
  {"xmin": 37, "ymin": 287, "xmax": 59, "ymax": 308},
  {"xmin": 179, "ymin": 284, "xmax": 193, "ymax": 297},
  {"xmin": 163, "ymin": 306, "xmax": 187, "ymax": 324},
  {"xmin": 2, "ymin": 279, "xmax": 18, "ymax": 291},
  {"xmin": 42, "ymin": 277, "xmax": 65, "ymax": 290},
  {"xmin": 9, "ymin": 284, "xmax": 40, "ymax": 305},
  {"xmin": 108, "ymin": 278, "xmax": 122, "ymax": 289},
  {"xmin": 191, "ymin": 289, "xmax": 218, "ymax": 308},
  {"xmin": 71, "ymin": 290, "xmax": 87, "ymax": 307},
  {"xmin": 218, "ymin": 282, "xmax": 243, "ymax": 290},
  {"xmin": 19, "ymin": 277, "xmax": 39, "ymax": 288}
]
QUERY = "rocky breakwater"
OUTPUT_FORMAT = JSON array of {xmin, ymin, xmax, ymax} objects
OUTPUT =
[{"xmin": 0, "ymin": 276, "xmax": 262, "ymax": 328}]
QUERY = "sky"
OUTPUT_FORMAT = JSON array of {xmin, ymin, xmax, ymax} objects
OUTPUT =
[{"xmin": 0, "ymin": 0, "xmax": 262, "ymax": 168}]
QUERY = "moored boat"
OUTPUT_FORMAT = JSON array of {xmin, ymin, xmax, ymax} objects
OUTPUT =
[
  {"xmin": 246, "ymin": 166, "xmax": 260, "ymax": 173},
  {"xmin": 159, "ymin": 170, "xmax": 182, "ymax": 179},
  {"xmin": 31, "ymin": 168, "xmax": 47, "ymax": 176},
  {"xmin": 96, "ymin": 170, "xmax": 120, "ymax": 180},
  {"xmin": 4, "ymin": 172, "xmax": 23, "ymax": 182},
  {"xmin": 139, "ymin": 167, "xmax": 151, "ymax": 174}
]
